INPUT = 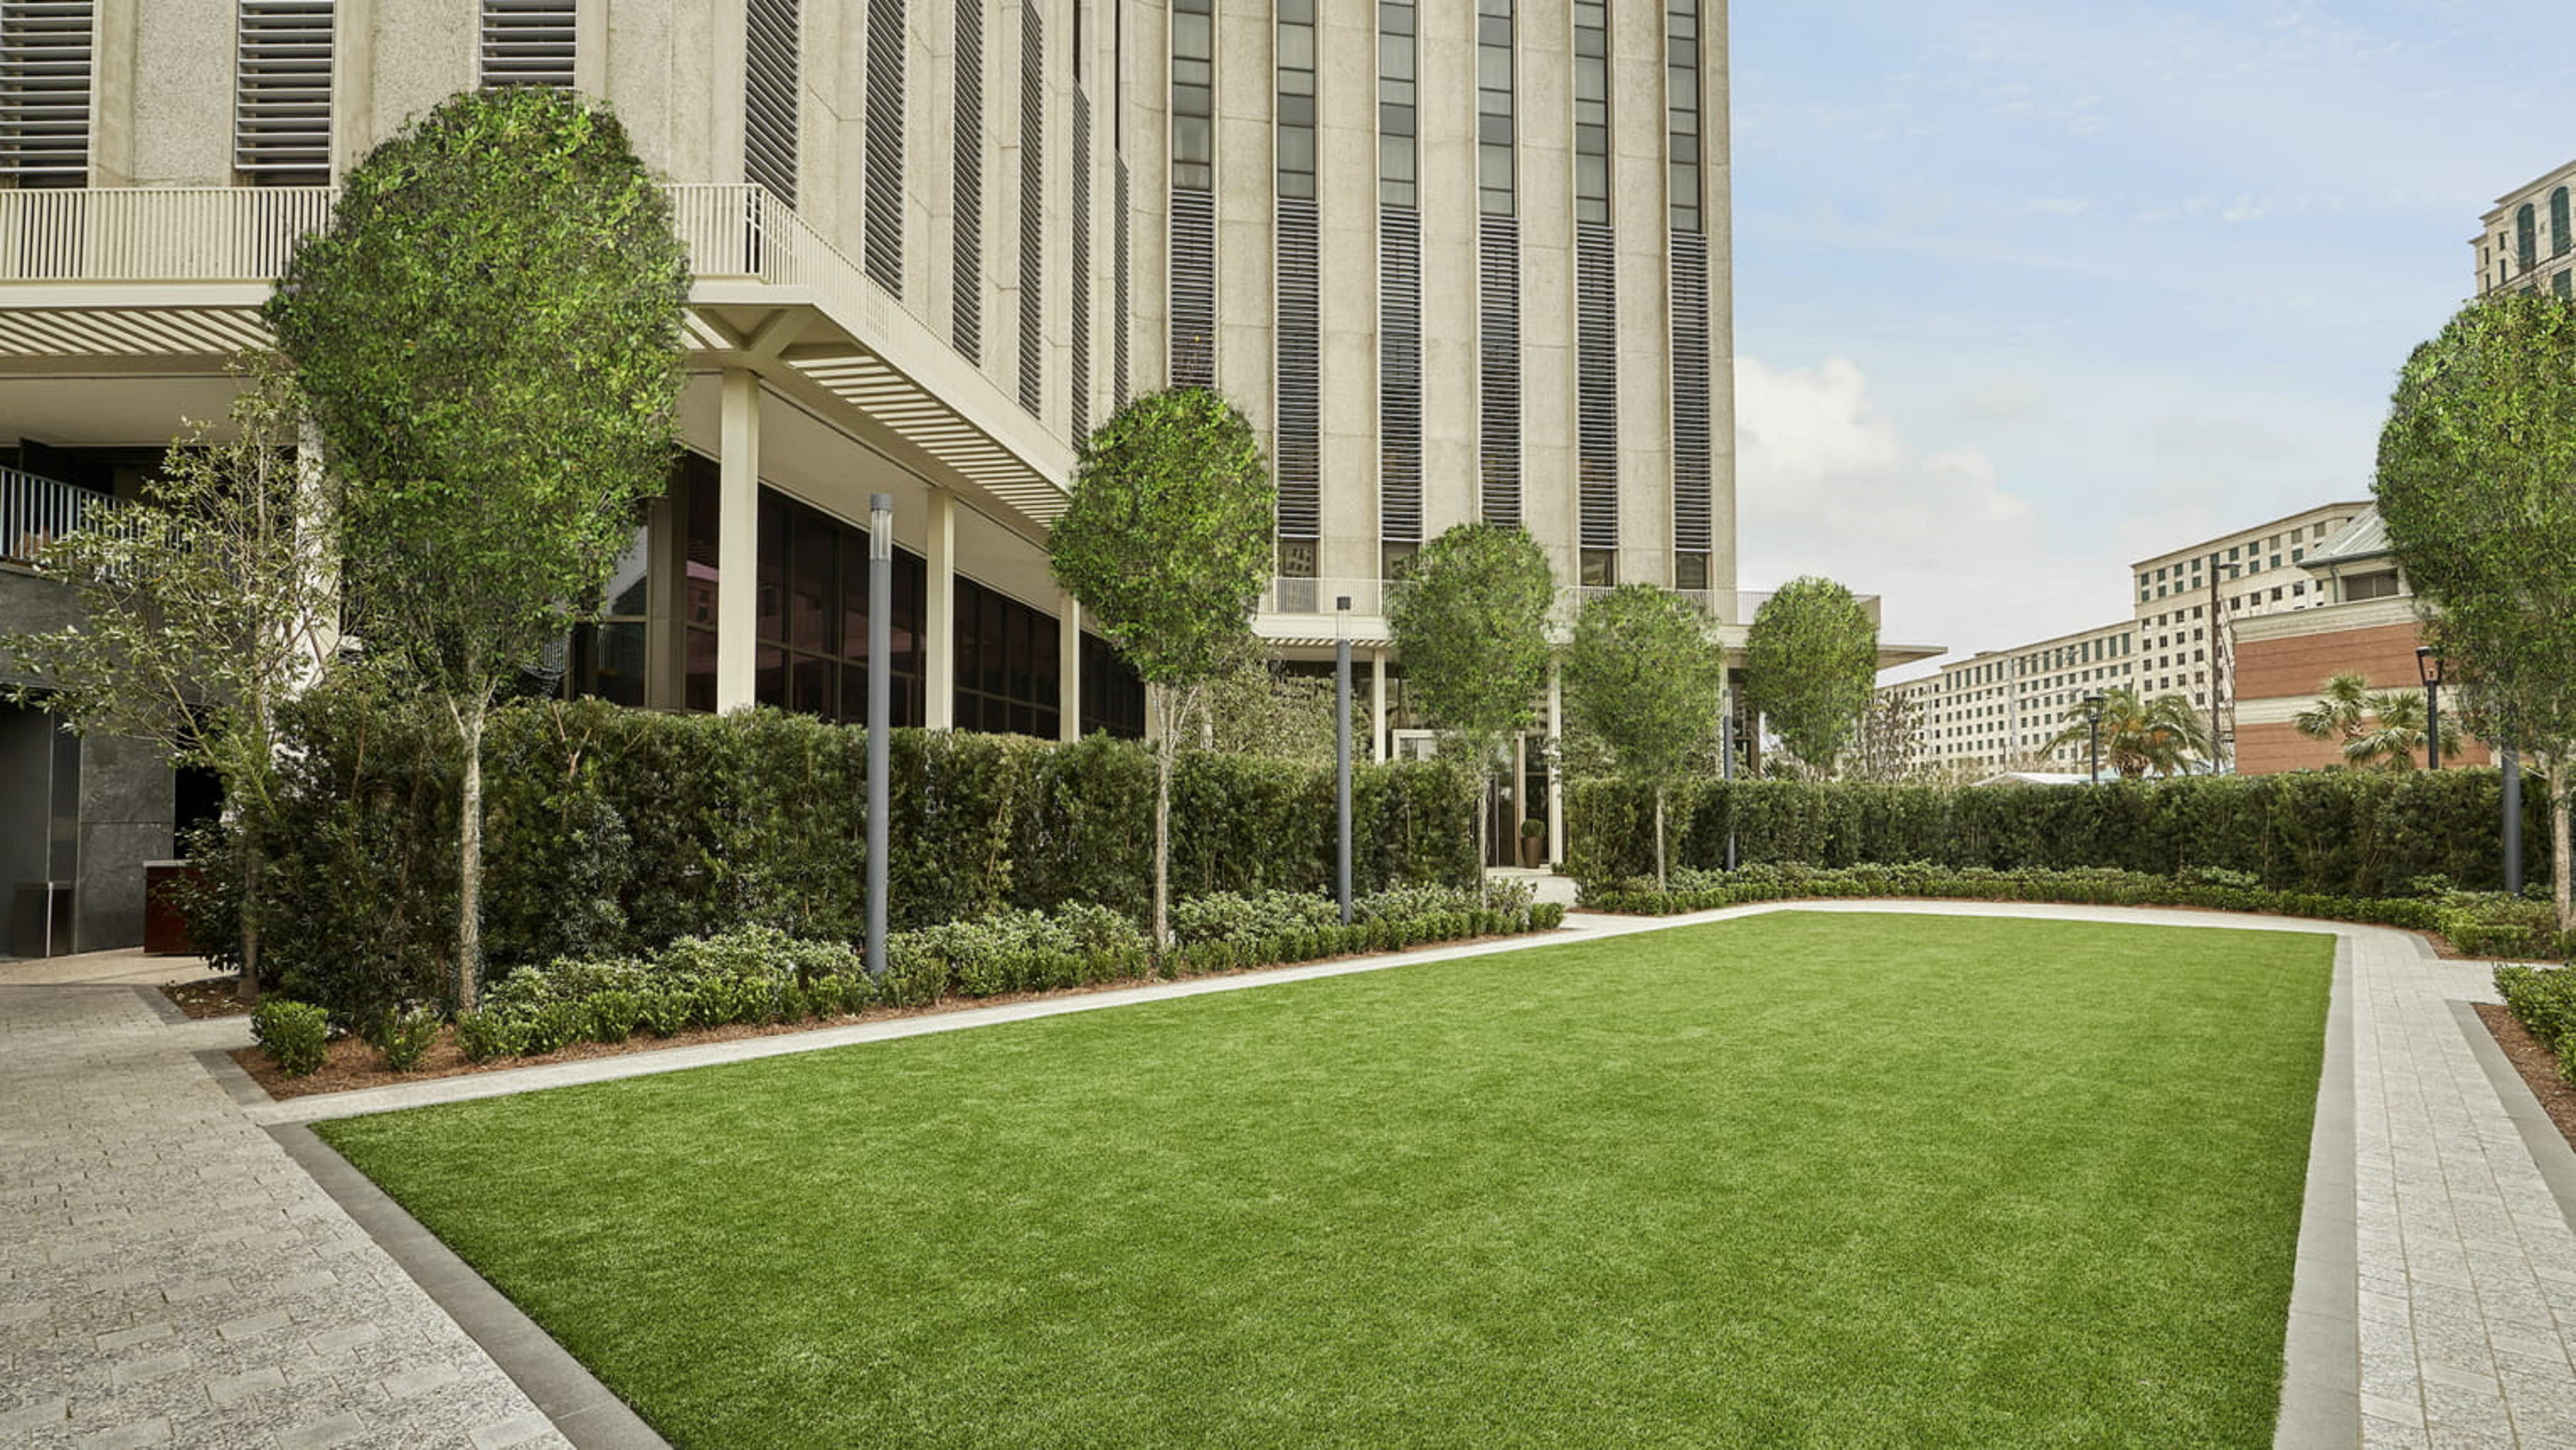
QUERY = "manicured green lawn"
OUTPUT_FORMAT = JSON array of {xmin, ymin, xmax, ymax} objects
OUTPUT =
[{"xmin": 319, "ymin": 911, "xmax": 2332, "ymax": 1448}]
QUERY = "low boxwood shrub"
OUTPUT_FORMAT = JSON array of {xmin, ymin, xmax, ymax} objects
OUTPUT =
[
  {"xmin": 251, "ymin": 1000, "xmax": 329, "ymax": 1077},
  {"xmin": 372, "ymin": 1006, "xmax": 440, "ymax": 1073},
  {"xmin": 2496, "ymin": 964, "xmax": 2576, "ymax": 1084},
  {"xmin": 2435, "ymin": 896, "xmax": 2558, "ymax": 961}
]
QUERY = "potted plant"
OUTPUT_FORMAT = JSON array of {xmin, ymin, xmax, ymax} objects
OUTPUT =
[{"xmin": 1519, "ymin": 816, "xmax": 1546, "ymax": 868}]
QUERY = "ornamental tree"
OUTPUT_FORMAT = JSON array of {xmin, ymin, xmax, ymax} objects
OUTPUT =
[
  {"xmin": 1563, "ymin": 584, "xmax": 1726, "ymax": 890},
  {"xmin": 0, "ymin": 357, "xmax": 339, "ymax": 1002},
  {"xmin": 1048, "ymin": 386, "xmax": 1274, "ymax": 950},
  {"xmin": 1385, "ymin": 522, "xmax": 1555, "ymax": 897},
  {"xmin": 265, "ymin": 88, "xmax": 689, "ymax": 1010},
  {"xmin": 2374, "ymin": 292, "xmax": 2576, "ymax": 929},
  {"xmin": 2044, "ymin": 686, "xmax": 2209, "ymax": 779},
  {"xmin": 1741, "ymin": 576, "xmax": 1878, "ymax": 776}
]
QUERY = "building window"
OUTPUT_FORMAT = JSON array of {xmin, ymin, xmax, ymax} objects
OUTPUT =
[
  {"xmin": 953, "ymin": 578, "xmax": 1061, "ymax": 738},
  {"xmin": 862, "ymin": 0, "xmax": 903, "ymax": 289},
  {"xmin": 1476, "ymin": 0, "xmax": 1513, "ymax": 216},
  {"xmin": 1070, "ymin": 91, "xmax": 1092, "ymax": 446},
  {"xmin": 1572, "ymin": 0, "xmax": 1607, "ymax": 224},
  {"xmin": 480, "ymin": 0, "xmax": 574, "ymax": 89},
  {"xmin": 1378, "ymin": 0, "xmax": 1415, "ymax": 208},
  {"xmin": 2556, "ymin": 186, "xmax": 2572, "ymax": 259},
  {"xmin": 1275, "ymin": 204, "xmax": 1320, "ymax": 575},
  {"xmin": 1576, "ymin": 218, "xmax": 1615, "ymax": 561},
  {"xmin": 0, "ymin": 0, "xmax": 92, "ymax": 187},
  {"xmin": 751, "ymin": 490, "xmax": 927, "ymax": 726},
  {"xmin": 2519, "ymin": 203, "xmax": 2539, "ymax": 274},
  {"xmin": 1171, "ymin": 0, "xmax": 1213, "ymax": 191},
  {"xmin": 1167, "ymin": 1, "xmax": 1214, "ymax": 388},
  {"xmin": 1276, "ymin": 0, "xmax": 1314, "ymax": 200},
  {"xmin": 235, "ymin": 0, "xmax": 333, "ymax": 186},
  {"xmin": 1081, "ymin": 633, "xmax": 1145, "ymax": 738},
  {"xmin": 567, "ymin": 524, "xmax": 650, "ymax": 707},
  {"xmin": 1666, "ymin": 0, "xmax": 1701, "ymax": 232},
  {"xmin": 951, "ymin": 0, "xmax": 982, "ymax": 361}
]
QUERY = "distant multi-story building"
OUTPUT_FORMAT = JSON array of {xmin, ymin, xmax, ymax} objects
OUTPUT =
[{"xmin": 2476, "ymin": 159, "xmax": 2576, "ymax": 299}]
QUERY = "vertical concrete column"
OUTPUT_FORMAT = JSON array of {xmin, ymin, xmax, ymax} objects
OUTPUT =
[
  {"xmin": 1058, "ymin": 590, "xmax": 1083, "ymax": 741},
  {"xmin": 923, "ymin": 489, "xmax": 958, "ymax": 729},
  {"xmin": 714, "ymin": 370, "xmax": 761, "ymax": 712},
  {"xmin": 1372, "ymin": 648, "xmax": 1390, "ymax": 763},
  {"xmin": 1546, "ymin": 658, "xmax": 1565, "ymax": 867}
]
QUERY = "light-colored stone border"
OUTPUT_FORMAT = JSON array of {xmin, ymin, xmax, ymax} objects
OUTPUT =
[
  {"xmin": 2277, "ymin": 943, "xmax": 2360, "ymax": 1448},
  {"xmin": 2453, "ymin": 999, "xmax": 2576, "ymax": 1232},
  {"xmin": 268, "ymin": 1121, "xmax": 670, "ymax": 1450}
]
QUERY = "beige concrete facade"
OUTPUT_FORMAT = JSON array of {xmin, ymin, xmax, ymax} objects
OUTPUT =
[{"xmin": 2476, "ymin": 157, "xmax": 2576, "ymax": 300}]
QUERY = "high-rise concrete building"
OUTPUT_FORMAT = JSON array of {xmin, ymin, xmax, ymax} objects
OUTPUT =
[{"xmin": 0, "ymin": 1, "xmax": 1737, "ymax": 947}]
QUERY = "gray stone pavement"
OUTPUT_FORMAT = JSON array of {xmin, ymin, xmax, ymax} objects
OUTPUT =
[
  {"xmin": 7, "ymin": 899, "xmax": 2576, "ymax": 1447},
  {"xmin": 0, "ymin": 980, "xmax": 569, "ymax": 1449}
]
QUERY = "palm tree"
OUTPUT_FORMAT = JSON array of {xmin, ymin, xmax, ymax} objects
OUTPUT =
[
  {"xmin": 2045, "ymin": 686, "xmax": 2210, "ymax": 779},
  {"xmin": 2293, "ymin": 671, "xmax": 2465, "ymax": 770}
]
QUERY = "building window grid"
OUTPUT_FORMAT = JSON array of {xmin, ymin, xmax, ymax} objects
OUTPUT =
[
  {"xmin": 1670, "ymin": 232, "xmax": 1713, "ymax": 585},
  {"xmin": 1171, "ymin": 0, "xmax": 1213, "ymax": 191},
  {"xmin": 1478, "ymin": 212, "xmax": 1521, "ymax": 527},
  {"xmin": 479, "ymin": 0, "xmax": 573, "ymax": 89},
  {"xmin": 1378, "ymin": 0, "xmax": 1415, "ymax": 208},
  {"xmin": 2556, "ymin": 187, "xmax": 2572, "ymax": 259},
  {"xmin": 1665, "ymin": 0, "xmax": 1700, "ymax": 233},
  {"xmin": 0, "ymin": 0, "xmax": 93, "ymax": 186},
  {"xmin": 1476, "ymin": 0, "xmax": 1513, "ymax": 217},
  {"xmin": 953, "ymin": 576, "xmax": 1061, "ymax": 739},
  {"xmin": 1576, "ymin": 220, "xmax": 1617, "ymax": 568},
  {"xmin": 1377, "ymin": 203, "xmax": 1423, "ymax": 559},
  {"xmin": 2519, "ymin": 203, "xmax": 2539, "ymax": 274},
  {"xmin": 1572, "ymin": 0, "xmax": 1607, "ymax": 224},
  {"xmin": 1275, "ymin": 0, "xmax": 1313, "ymax": 200},
  {"xmin": 234, "ymin": 0, "xmax": 333, "ymax": 187}
]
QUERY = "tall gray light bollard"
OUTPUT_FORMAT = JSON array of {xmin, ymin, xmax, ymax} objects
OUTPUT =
[
  {"xmin": 1336, "ymin": 596, "xmax": 1353, "ymax": 925},
  {"xmin": 866, "ymin": 493, "xmax": 892, "ymax": 981}
]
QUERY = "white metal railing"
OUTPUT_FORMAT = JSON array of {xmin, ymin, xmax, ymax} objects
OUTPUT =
[
  {"xmin": 2, "ymin": 466, "xmax": 123, "ymax": 565},
  {"xmin": 664, "ymin": 183, "xmax": 894, "ymax": 338},
  {"xmin": 0, "ymin": 186, "xmax": 335, "ymax": 283},
  {"xmin": 1257, "ymin": 578, "xmax": 1884, "ymax": 629},
  {"xmin": 1262, "ymin": 577, "xmax": 1388, "ymax": 616}
]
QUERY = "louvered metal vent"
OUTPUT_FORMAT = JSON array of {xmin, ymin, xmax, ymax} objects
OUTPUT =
[
  {"xmin": 862, "ymin": 0, "xmax": 903, "ymax": 291},
  {"xmin": 0, "ymin": 0, "xmax": 91, "ymax": 186},
  {"xmin": 1168, "ymin": 187, "xmax": 1215, "ymax": 389},
  {"xmin": 1669, "ymin": 231, "xmax": 1713, "ymax": 554},
  {"xmin": 744, "ymin": 0, "xmax": 797, "ymax": 205},
  {"xmin": 1274, "ymin": 196, "xmax": 1321, "ymax": 543},
  {"xmin": 1069, "ymin": 90, "xmax": 1091, "ymax": 447},
  {"xmin": 1015, "ymin": 2, "xmax": 1042, "ymax": 416},
  {"xmin": 1377, "ymin": 204, "xmax": 1422, "ymax": 545},
  {"xmin": 235, "ymin": 0, "xmax": 332, "ymax": 186},
  {"xmin": 1477, "ymin": 212, "xmax": 1520, "ymax": 527},
  {"xmin": 480, "ymin": 0, "xmax": 573, "ymax": 89},
  {"xmin": 950, "ymin": 0, "xmax": 981, "ymax": 362},
  {"xmin": 1576, "ymin": 221, "xmax": 1617, "ymax": 551},
  {"xmin": 1113, "ymin": 157, "xmax": 1129, "ymax": 404}
]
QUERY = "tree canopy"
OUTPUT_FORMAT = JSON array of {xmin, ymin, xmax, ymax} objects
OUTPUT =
[
  {"xmin": 1741, "ymin": 576, "xmax": 1878, "ymax": 775},
  {"xmin": 2374, "ymin": 291, "xmax": 2576, "ymax": 925},
  {"xmin": 1049, "ymin": 385, "xmax": 1274, "ymax": 948},
  {"xmin": 1563, "ymin": 584, "xmax": 1726, "ymax": 888},
  {"xmin": 265, "ymin": 86, "xmax": 690, "ymax": 1008},
  {"xmin": 2293, "ymin": 671, "xmax": 2461, "ymax": 770},
  {"xmin": 2045, "ymin": 687, "xmax": 2208, "ymax": 779}
]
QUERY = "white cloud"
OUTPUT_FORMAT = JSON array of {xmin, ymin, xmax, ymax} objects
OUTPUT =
[
  {"xmin": 1736, "ymin": 356, "xmax": 2128, "ymax": 669},
  {"xmin": 2023, "ymin": 197, "xmax": 2091, "ymax": 215}
]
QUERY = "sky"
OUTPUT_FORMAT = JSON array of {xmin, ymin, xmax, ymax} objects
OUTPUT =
[{"xmin": 1727, "ymin": 0, "xmax": 2576, "ymax": 680}]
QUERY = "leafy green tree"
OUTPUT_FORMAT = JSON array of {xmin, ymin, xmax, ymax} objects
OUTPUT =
[
  {"xmin": 1385, "ymin": 522, "xmax": 1554, "ymax": 896},
  {"xmin": 265, "ymin": 88, "xmax": 689, "ymax": 1009},
  {"xmin": 1741, "ymin": 576, "xmax": 1879, "ymax": 776},
  {"xmin": 1, "ymin": 358, "xmax": 338, "ymax": 1002},
  {"xmin": 1048, "ymin": 386, "xmax": 1274, "ymax": 949},
  {"xmin": 1563, "ymin": 585, "xmax": 1726, "ymax": 890},
  {"xmin": 2375, "ymin": 291, "xmax": 2576, "ymax": 928},
  {"xmin": 2294, "ymin": 672, "xmax": 2462, "ymax": 770},
  {"xmin": 2045, "ymin": 687, "xmax": 2208, "ymax": 779}
]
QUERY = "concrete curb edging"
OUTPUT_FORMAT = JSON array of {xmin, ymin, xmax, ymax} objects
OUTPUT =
[
  {"xmin": 267, "ymin": 1122, "xmax": 671, "ymax": 1450},
  {"xmin": 2276, "ymin": 943, "xmax": 2360, "ymax": 1449}
]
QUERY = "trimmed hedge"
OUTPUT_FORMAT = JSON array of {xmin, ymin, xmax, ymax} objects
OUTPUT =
[
  {"xmin": 1570, "ymin": 773, "xmax": 2546, "ymax": 898},
  {"xmin": 2497, "ymin": 965, "xmax": 2576, "ymax": 1083},
  {"xmin": 426, "ymin": 889, "xmax": 1567, "ymax": 1065},
  {"xmin": 196, "ymin": 685, "xmax": 1478, "ymax": 1017}
]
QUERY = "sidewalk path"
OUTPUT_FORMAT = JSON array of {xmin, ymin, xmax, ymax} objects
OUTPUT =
[
  {"xmin": 0, "ymin": 980, "xmax": 565, "ymax": 1449},
  {"xmin": 6, "ymin": 901, "xmax": 2575, "ymax": 1447}
]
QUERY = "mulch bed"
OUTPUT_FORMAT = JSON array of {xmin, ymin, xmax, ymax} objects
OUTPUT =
[
  {"xmin": 2475, "ymin": 1003, "xmax": 2576, "ymax": 1155},
  {"xmin": 161, "ymin": 976, "xmax": 254, "ymax": 1019},
  {"xmin": 230, "ymin": 930, "xmax": 1542, "ymax": 1103}
]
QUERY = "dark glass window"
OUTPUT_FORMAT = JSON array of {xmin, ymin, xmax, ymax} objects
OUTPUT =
[
  {"xmin": 681, "ymin": 478, "xmax": 927, "ymax": 724},
  {"xmin": 1379, "ymin": 1, "xmax": 1415, "ymax": 207},
  {"xmin": 953, "ymin": 577, "xmax": 1061, "ymax": 738},
  {"xmin": 1277, "ymin": 0, "xmax": 1315, "ymax": 199},
  {"xmin": 1572, "ymin": 0, "xmax": 1608, "ymax": 224},
  {"xmin": 1666, "ymin": 1, "xmax": 1701, "ymax": 232},
  {"xmin": 2519, "ymin": 203, "xmax": 2539, "ymax": 273},
  {"xmin": 1172, "ymin": 0, "xmax": 1214, "ymax": 191},
  {"xmin": 1476, "ymin": 0, "xmax": 1514, "ymax": 216}
]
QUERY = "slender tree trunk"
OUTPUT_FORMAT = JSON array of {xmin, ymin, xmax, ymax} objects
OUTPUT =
[
  {"xmin": 1654, "ymin": 785, "xmax": 1668, "ymax": 894},
  {"xmin": 456, "ymin": 699, "xmax": 487, "ymax": 1012},
  {"xmin": 1154, "ymin": 689, "xmax": 1177, "ymax": 959},
  {"xmin": 234, "ymin": 832, "xmax": 262, "ymax": 1006},
  {"xmin": 1475, "ymin": 763, "xmax": 1492, "ymax": 906},
  {"xmin": 2552, "ymin": 761, "xmax": 2571, "ymax": 937}
]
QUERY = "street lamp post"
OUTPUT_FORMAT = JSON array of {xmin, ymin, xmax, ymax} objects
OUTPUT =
[
  {"xmin": 2416, "ymin": 645, "xmax": 2444, "ymax": 773},
  {"xmin": 2083, "ymin": 692, "xmax": 2106, "ymax": 786},
  {"xmin": 1335, "ymin": 596, "xmax": 1353, "ymax": 926},
  {"xmin": 864, "ymin": 493, "xmax": 893, "ymax": 982},
  {"xmin": 1720, "ymin": 675, "xmax": 1739, "ymax": 871}
]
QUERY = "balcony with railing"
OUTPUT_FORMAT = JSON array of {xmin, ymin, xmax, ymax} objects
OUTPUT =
[{"xmin": 2, "ymin": 466, "xmax": 123, "ymax": 567}]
